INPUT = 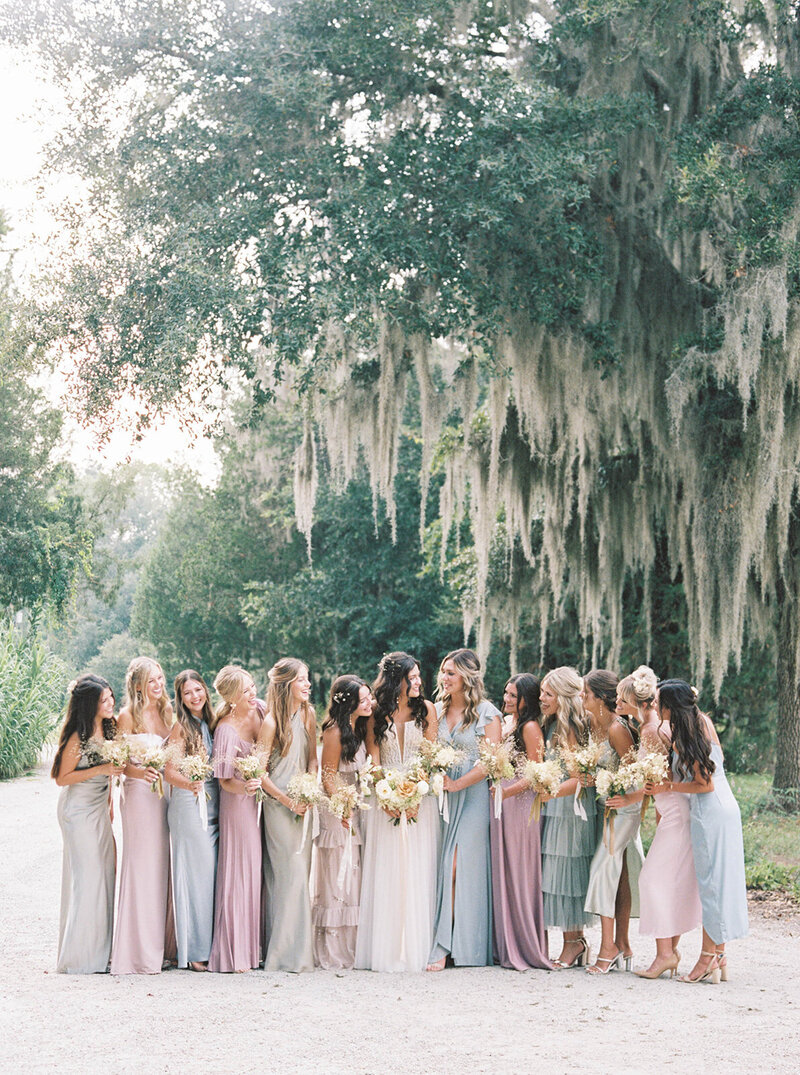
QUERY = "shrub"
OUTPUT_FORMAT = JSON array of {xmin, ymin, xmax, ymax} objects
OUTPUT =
[{"xmin": 0, "ymin": 619, "xmax": 69, "ymax": 779}]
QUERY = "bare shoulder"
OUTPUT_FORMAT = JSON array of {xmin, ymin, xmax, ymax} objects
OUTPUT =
[
  {"xmin": 116, "ymin": 708, "xmax": 133, "ymax": 734},
  {"xmin": 322, "ymin": 721, "xmax": 342, "ymax": 745}
]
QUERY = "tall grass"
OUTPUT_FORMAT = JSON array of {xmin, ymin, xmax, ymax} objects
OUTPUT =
[{"xmin": 0, "ymin": 619, "xmax": 69, "ymax": 779}]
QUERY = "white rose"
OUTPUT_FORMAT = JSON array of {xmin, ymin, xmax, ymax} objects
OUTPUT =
[
  {"xmin": 375, "ymin": 779, "xmax": 391, "ymax": 800},
  {"xmin": 431, "ymin": 773, "xmax": 444, "ymax": 796},
  {"xmin": 417, "ymin": 780, "xmax": 429, "ymax": 796}
]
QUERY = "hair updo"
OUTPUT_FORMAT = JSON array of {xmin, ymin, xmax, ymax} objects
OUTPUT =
[{"xmin": 618, "ymin": 665, "xmax": 657, "ymax": 707}]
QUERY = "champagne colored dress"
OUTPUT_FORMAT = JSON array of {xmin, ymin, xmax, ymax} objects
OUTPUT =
[
  {"xmin": 261, "ymin": 710, "xmax": 315, "ymax": 972},
  {"xmin": 540, "ymin": 730, "xmax": 599, "ymax": 931},
  {"xmin": 489, "ymin": 741, "xmax": 553, "ymax": 970},
  {"xmin": 110, "ymin": 740, "xmax": 175, "ymax": 974},
  {"xmin": 208, "ymin": 723, "xmax": 262, "ymax": 972},
  {"xmin": 686, "ymin": 738, "xmax": 749, "ymax": 943},
  {"xmin": 167, "ymin": 718, "xmax": 219, "ymax": 967},
  {"xmin": 429, "ymin": 699, "xmax": 500, "ymax": 967},
  {"xmin": 584, "ymin": 733, "xmax": 644, "ymax": 919},
  {"xmin": 56, "ymin": 753, "xmax": 115, "ymax": 973},
  {"xmin": 355, "ymin": 720, "xmax": 440, "ymax": 972},
  {"xmin": 311, "ymin": 743, "xmax": 366, "ymax": 970}
]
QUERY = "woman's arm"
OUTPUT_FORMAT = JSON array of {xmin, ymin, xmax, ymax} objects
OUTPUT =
[
  {"xmin": 320, "ymin": 726, "xmax": 343, "ymax": 797},
  {"xmin": 116, "ymin": 710, "xmax": 158, "ymax": 785},
  {"xmin": 364, "ymin": 716, "xmax": 381, "ymax": 767},
  {"xmin": 502, "ymin": 721, "xmax": 544, "ymax": 801},
  {"xmin": 652, "ymin": 760, "xmax": 714, "ymax": 796},
  {"xmin": 444, "ymin": 712, "xmax": 503, "ymax": 793},
  {"xmin": 305, "ymin": 707, "xmax": 318, "ymax": 776},
  {"xmin": 53, "ymin": 734, "xmax": 120, "ymax": 787},
  {"xmin": 423, "ymin": 701, "xmax": 438, "ymax": 742},
  {"xmin": 163, "ymin": 725, "xmax": 199, "ymax": 794}
]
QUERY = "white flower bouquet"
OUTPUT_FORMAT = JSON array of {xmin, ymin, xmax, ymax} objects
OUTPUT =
[
  {"xmin": 478, "ymin": 739, "xmax": 517, "ymax": 819},
  {"xmin": 560, "ymin": 736, "xmax": 606, "ymax": 820},
  {"xmin": 176, "ymin": 749, "xmax": 214, "ymax": 829},
  {"xmin": 233, "ymin": 748, "xmax": 268, "ymax": 803},
  {"xmin": 374, "ymin": 767, "xmax": 428, "ymax": 827},
  {"xmin": 522, "ymin": 756, "xmax": 565, "ymax": 822},
  {"xmin": 86, "ymin": 736, "xmax": 130, "ymax": 784},
  {"xmin": 125, "ymin": 733, "xmax": 169, "ymax": 797},
  {"xmin": 287, "ymin": 771, "xmax": 327, "ymax": 851}
]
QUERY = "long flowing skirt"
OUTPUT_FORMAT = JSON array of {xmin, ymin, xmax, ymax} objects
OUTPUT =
[
  {"xmin": 168, "ymin": 783, "xmax": 219, "ymax": 966},
  {"xmin": 261, "ymin": 798, "xmax": 314, "ymax": 972},
  {"xmin": 584, "ymin": 801, "xmax": 643, "ymax": 919},
  {"xmin": 311, "ymin": 809, "xmax": 362, "ymax": 970},
  {"xmin": 208, "ymin": 788, "xmax": 261, "ymax": 972}
]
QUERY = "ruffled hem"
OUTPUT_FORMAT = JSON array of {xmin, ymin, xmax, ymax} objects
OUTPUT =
[
  {"xmin": 542, "ymin": 853, "xmax": 593, "ymax": 897},
  {"xmin": 312, "ymin": 906, "xmax": 360, "ymax": 928},
  {"xmin": 543, "ymin": 893, "xmax": 595, "ymax": 931},
  {"xmin": 541, "ymin": 818, "xmax": 598, "ymax": 858}
]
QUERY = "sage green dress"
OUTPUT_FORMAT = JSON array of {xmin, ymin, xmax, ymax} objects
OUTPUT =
[{"xmin": 261, "ymin": 710, "xmax": 315, "ymax": 972}]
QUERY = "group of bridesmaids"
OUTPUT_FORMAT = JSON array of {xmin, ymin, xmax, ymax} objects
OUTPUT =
[{"xmin": 52, "ymin": 649, "xmax": 748, "ymax": 983}]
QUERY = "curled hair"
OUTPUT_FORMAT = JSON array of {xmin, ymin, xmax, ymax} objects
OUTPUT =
[
  {"xmin": 658, "ymin": 679, "xmax": 715, "ymax": 783},
  {"xmin": 266, "ymin": 657, "xmax": 313, "ymax": 758},
  {"xmin": 173, "ymin": 669, "xmax": 214, "ymax": 754},
  {"xmin": 436, "ymin": 648, "xmax": 486, "ymax": 729},
  {"xmin": 213, "ymin": 665, "xmax": 252, "ymax": 731},
  {"xmin": 125, "ymin": 656, "xmax": 171, "ymax": 733},
  {"xmin": 371, "ymin": 651, "xmax": 427, "ymax": 745},
  {"xmin": 618, "ymin": 665, "xmax": 658, "ymax": 709},
  {"xmin": 51, "ymin": 674, "xmax": 115, "ymax": 779},
  {"xmin": 541, "ymin": 666, "xmax": 589, "ymax": 749},
  {"xmin": 506, "ymin": 674, "xmax": 542, "ymax": 755},
  {"xmin": 322, "ymin": 675, "xmax": 368, "ymax": 764}
]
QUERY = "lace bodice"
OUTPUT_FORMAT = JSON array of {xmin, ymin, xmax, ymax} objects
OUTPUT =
[{"xmin": 379, "ymin": 719, "xmax": 426, "ymax": 770}]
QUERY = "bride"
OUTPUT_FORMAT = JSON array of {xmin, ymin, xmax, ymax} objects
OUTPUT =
[{"xmin": 355, "ymin": 652, "xmax": 440, "ymax": 972}]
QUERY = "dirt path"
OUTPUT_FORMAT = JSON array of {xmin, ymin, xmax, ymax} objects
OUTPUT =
[{"xmin": 1, "ymin": 766, "xmax": 798, "ymax": 1074}]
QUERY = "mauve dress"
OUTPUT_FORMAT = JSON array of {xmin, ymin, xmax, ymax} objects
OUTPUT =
[
  {"xmin": 261, "ymin": 710, "xmax": 314, "ymax": 973},
  {"xmin": 311, "ymin": 743, "xmax": 366, "ymax": 970},
  {"xmin": 685, "ymin": 740, "xmax": 749, "ymax": 944},
  {"xmin": 489, "ymin": 739, "xmax": 553, "ymax": 970},
  {"xmin": 167, "ymin": 718, "xmax": 219, "ymax": 967},
  {"xmin": 429, "ymin": 699, "xmax": 499, "ymax": 967},
  {"xmin": 57, "ymin": 754, "xmax": 115, "ymax": 973},
  {"xmin": 208, "ymin": 723, "xmax": 262, "ymax": 972},
  {"xmin": 110, "ymin": 741, "xmax": 176, "ymax": 974}
]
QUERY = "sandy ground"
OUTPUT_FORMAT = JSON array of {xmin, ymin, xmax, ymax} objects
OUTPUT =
[{"xmin": 1, "ymin": 766, "xmax": 799, "ymax": 1075}]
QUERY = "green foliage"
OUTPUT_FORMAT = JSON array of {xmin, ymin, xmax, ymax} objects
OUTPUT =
[{"xmin": 0, "ymin": 618, "xmax": 69, "ymax": 779}]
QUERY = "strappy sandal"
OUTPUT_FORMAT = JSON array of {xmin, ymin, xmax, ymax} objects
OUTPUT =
[
  {"xmin": 552, "ymin": 937, "xmax": 589, "ymax": 968},
  {"xmin": 680, "ymin": 950, "xmax": 720, "ymax": 984},
  {"xmin": 586, "ymin": 951, "xmax": 622, "ymax": 975}
]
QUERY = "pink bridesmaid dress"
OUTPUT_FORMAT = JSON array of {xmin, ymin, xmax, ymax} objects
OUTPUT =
[{"xmin": 110, "ymin": 762, "xmax": 176, "ymax": 974}]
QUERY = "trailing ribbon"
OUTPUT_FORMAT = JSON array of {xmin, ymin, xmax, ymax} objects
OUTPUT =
[
  {"xmin": 336, "ymin": 825, "xmax": 353, "ymax": 891},
  {"xmin": 641, "ymin": 793, "xmax": 651, "ymax": 822},
  {"xmin": 298, "ymin": 803, "xmax": 320, "ymax": 854},
  {"xmin": 603, "ymin": 806, "xmax": 616, "ymax": 857},
  {"xmin": 528, "ymin": 792, "xmax": 543, "ymax": 825},
  {"xmin": 196, "ymin": 784, "xmax": 209, "ymax": 831},
  {"xmin": 442, "ymin": 790, "xmax": 450, "ymax": 823},
  {"xmin": 493, "ymin": 783, "xmax": 503, "ymax": 820},
  {"xmin": 573, "ymin": 783, "xmax": 587, "ymax": 821}
]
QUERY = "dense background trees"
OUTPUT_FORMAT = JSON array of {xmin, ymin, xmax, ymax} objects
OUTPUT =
[{"xmin": 0, "ymin": 1, "xmax": 798, "ymax": 802}]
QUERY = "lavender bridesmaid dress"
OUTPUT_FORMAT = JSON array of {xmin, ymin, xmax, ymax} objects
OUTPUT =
[
  {"xmin": 110, "ymin": 751, "xmax": 175, "ymax": 974},
  {"xmin": 208, "ymin": 722, "xmax": 262, "ymax": 972},
  {"xmin": 490, "ymin": 771, "xmax": 553, "ymax": 971}
]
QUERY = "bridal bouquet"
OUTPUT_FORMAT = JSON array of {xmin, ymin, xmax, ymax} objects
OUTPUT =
[
  {"xmin": 627, "ymin": 749, "xmax": 670, "ymax": 820},
  {"xmin": 233, "ymin": 749, "xmax": 268, "ymax": 803},
  {"xmin": 522, "ymin": 757, "xmax": 565, "ymax": 822},
  {"xmin": 86, "ymin": 736, "xmax": 131, "ymax": 784},
  {"xmin": 560, "ymin": 736, "xmax": 605, "ymax": 820},
  {"xmin": 374, "ymin": 768, "xmax": 429, "ymax": 826},
  {"xmin": 287, "ymin": 771, "xmax": 327, "ymax": 851},
  {"xmin": 478, "ymin": 739, "xmax": 517, "ymax": 819},
  {"xmin": 414, "ymin": 739, "xmax": 464, "ymax": 821},
  {"xmin": 125, "ymin": 733, "xmax": 169, "ymax": 797},
  {"xmin": 355, "ymin": 756, "xmax": 379, "ymax": 801},
  {"xmin": 176, "ymin": 749, "xmax": 214, "ymax": 829},
  {"xmin": 326, "ymin": 777, "xmax": 363, "ymax": 889},
  {"xmin": 595, "ymin": 753, "xmax": 639, "ymax": 855}
]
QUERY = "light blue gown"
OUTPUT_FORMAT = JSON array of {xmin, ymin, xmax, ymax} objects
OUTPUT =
[
  {"xmin": 429, "ymin": 698, "xmax": 500, "ymax": 967},
  {"xmin": 167, "ymin": 718, "xmax": 219, "ymax": 967},
  {"xmin": 685, "ymin": 741, "xmax": 749, "ymax": 944}
]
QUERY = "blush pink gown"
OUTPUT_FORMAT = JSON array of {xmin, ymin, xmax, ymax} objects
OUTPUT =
[{"xmin": 638, "ymin": 785, "xmax": 702, "ymax": 938}]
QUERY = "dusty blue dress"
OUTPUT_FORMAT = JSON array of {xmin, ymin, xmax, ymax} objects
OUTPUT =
[
  {"xmin": 167, "ymin": 718, "xmax": 219, "ymax": 967},
  {"xmin": 684, "ymin": 741, "xmax": 749, "ymax": 944},
  {"xmin": 541, "ymin": 730, "xmax": 599, "ymax": 930},
  {"xmin": 429, "ymin": 698, "xmax": 500, "ymax": 967}
]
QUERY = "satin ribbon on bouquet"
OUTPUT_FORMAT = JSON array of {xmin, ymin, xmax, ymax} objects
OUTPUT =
[
  {"xmin": 298, "ymin": 804, "xmax": 321, "ymax": 854},
  {"xmin": 196, "ymin": 784, "xmax": 209, "ymax": 831},
  {"xmin": 493, "ymin": 782, "xmax": 504, "ymax": 820},
  {"xmin": 603, "ymin": 805, "xmax": 616, "ymax": 857},
  {"xmin": 573, "ymin": 783, "xmax": 588, "ymax": 821},
  {"xmin": 439, "ymin": 789, "xmax": 450, "ymax": 823},
  {"xmin": 336, "ymin": 825, "xmax": 354, "ymax": 890}
]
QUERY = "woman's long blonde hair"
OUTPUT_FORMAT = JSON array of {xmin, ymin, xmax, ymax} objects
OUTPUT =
[
  {"xmin": 212, "ymin": 665, "xmax": 252, "ymax": 732},
  {"xmin": 436, "ymin": 648, "xmax": 486, "ymax": 728},
  {"xmin": 125, "ymin": 656, "xmax": 171, "ymax": 733},
  {"xmin": 267, "ymin": 657, "xmax": 313, "ymax": 758},
  {"xmin": 541, "ymin": 666, "xmax": 588, "ymax": 748}
]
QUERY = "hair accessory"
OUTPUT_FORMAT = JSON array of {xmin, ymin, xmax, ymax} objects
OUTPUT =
[
  {"xmin": 332, "ymin": 690, "xmax": 350, "ymax": 704},
  {"xmin": 67, "ymin": 679, "xmax": 77, "ymax": 695},
  {"xmin": 691, "ymin": 685, "xmax": 699, "ymax": 699}
]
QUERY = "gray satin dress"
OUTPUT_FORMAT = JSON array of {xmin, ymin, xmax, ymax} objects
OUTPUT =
[
  {"xmin": 685, "ymin": 740, "xmax": 749, "ymax": 944},
  {"xmin": 167, "ymin": 719, "xmax": 219, "ymax": 967},
  {"xmin": 57, "ymin": 754, "xmax": 115, "ymax": 973},
  {"xmin": 261, "ymin": 710, "xmax": 315, "ymax": 972}
]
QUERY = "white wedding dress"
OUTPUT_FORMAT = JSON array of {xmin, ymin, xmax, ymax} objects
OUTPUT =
[{"xmin": 354, "ymin": 719, "xmax": 441, "ymax": 972}]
